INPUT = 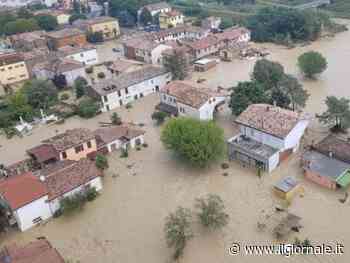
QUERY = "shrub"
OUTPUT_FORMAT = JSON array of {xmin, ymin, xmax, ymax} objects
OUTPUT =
[
  {"xmin": 110, "ymin": 112, "xmax": 122, "ymax": 125},
  {"xmin": 60, "ymin": 93, "xmax": 70, "ymax": 101},
  {"xmin": 120, "ymin": 148, "xmax": 128, "ymax": 158},
  {"xmin": 85, "ymin": 67, "xmax": 93, "ymax": 74},
  {"xmin": 151, "ymin": 111, "xmax": 168, "ymax": 125},
  {"xmin": 86, "ymin": 187, "xmax": 99, "ymax": 201},
  {"xmin": 125, "ymin": 103, "xmax": 132, "ymax": 109},
  {"xmin": 53, "ymin": 209, "xmax": 63, "ymax": 218},
  {"xmin": 142, "ymin": 143, "xmax": 148, "ymax": 148},
  {"xmin": 298, "ymin": 51, "xmax": 327, "ymax": 78},
  {"xmin": 60, "ymin": 192, "xmax": 87, "ymax": 215},
  {"xmin": 136, "ymin": 146, "xmax": 141, "ymax": 151},
  {"xmin": 221, "ymin": 163, "xmax": 229, "ymax": 169},
  {"xmin": 77, "ymin": 98, "xmax": 100, "ymax": 118},
  {"xmin": 95, "ymin": 154, "xmax": 108, "ymax": 170},
  {"xmin": 97, "ymin": 72, "xmax": 105, "ymax": 79}
]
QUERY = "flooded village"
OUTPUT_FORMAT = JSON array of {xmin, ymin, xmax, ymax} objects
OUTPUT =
[{"xmin": 0, "ymin": 1, "xmax": 350, "ymax": 262}]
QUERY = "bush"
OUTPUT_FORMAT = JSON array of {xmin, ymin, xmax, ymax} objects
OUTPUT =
[
  {"xmin": 97, "ymin": 72, "xmax": 105, "ymax": 79},
  {"xmin": 221, "ymin": 163, "xmax": 229, "ymax": 169},
  {"xmin": 120, "ymin": 148, "xmax": 128, "ymax": 158},
  {"xmin": 136, "ymin": 146, "xmax": 141, "ymax": 151},
  {"xmin": 53, "ymin": 209, "xmax": 63, "ymax": 218},
  {"xmin": 85, "ymin": 67, "xmax": 93, "ymax": 74},
  {"xmin": 86, "ymin": 187, "xmax": 99, "ymax": 201},
  {"xmin": 77, "ymin": 98, "xmax": 100, "ymax": 118},
  {"xmin": 4, "ymin": 127, "xmax": 16, "ymax": 139},
  {"xmin": 60, "ymin": 192, "xmax": 87, "ymax": 215},
  {"xmin": 125, "ymin": 103, "xmax": 132, "ymax": 109},
  {"xmin": 110, "ymin": 112, "xmax": 122, "ymax": 125},
  {"xmin": 298, "ymin": 51, "xmax": 327, "ymax": 78},
  {"xmin": 151, "ymin": 111, "xmax": 168, "ymax": 125},
  {"xmin": 142, "ymin": 143, "xmax": 148, "ymax": 148},
  {"xmin": 95, "ymin": 154, "xmax": 108, "ymax": 170},
  {"xmin": 60, "ymin": 93, "xmax": 70, "ymax": 101}
]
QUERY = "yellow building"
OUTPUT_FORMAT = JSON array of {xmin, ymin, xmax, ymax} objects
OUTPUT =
[
  {"xmin": 0, "ymin": 53, "xmax": 29, "ymax": 95},
  {"xmin": 74, "ymin": 16, "xmax": 121, "ymax": 40},
  {"xmin": 159, "ymin": 10, "xmax": 184, "ymax": 29}
]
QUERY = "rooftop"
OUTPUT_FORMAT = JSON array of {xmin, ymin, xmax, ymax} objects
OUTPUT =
[
  {"xmin": 0, "ymin": 173, "xmax": 48, "ymax": 210},
  {"xmin": 228, "ymin": 134, "xmax": 279, "ymax": 160},
  {"xmin": 235, "ymin": 104, "xmax": 308, "ymax": 139},
  {"xmin": 42, "ymin": 128, "xmax": 95, "ymax": 152},
  {"xmin": 57, "ymin": 44, "xmax": 96, "ymax": 56},
  {"xmin": 0, "ymin": 239, "xmax": 65, "ymax": 263},
  {"xmin": 73, "ymin": 16, "xmax": 118, "ymax": 29},
  {"xmin": 143, "ymin": 2, "xmax": 171, "ymax": 11},
  {"xmin": 107, "ymin": 59, "xmax": 142, "ymax": 73},
  {"xmin": 10, "ymin": 30, "xmax": 46, "ymax": 42},
  {"xmin": 41, "ymin": 159, "xmax": 101, "ymax": 200},
  {"xmin": 274, "ymin": 176, "xmax": 299, "ymax": 193},
  {"xmin": 94, "ymin": 125, "xmax": 145, "ymax": 147},
  {"xmin": 215, "ymin": 27, "xmax": 250, "ymax": 41},
  {"xmin": 0, "ymin": 52, "xmax": 24, "ymax": 66},
  {"xmin": 27, "ymin": 144, "xmax": 59, "ymax": 163},
  {"xmin": 92, "ymin": 66, "xmax": 168, "ymax": 96},
  {"xmin": 45, "ymin": 28, "xmax": 84, "ymax": 39},
  {"xmin": 185, "ymin": 35, "xmax": 219, "ymax": 50},
  {"xmin": 34, "ymin": 58, "xmax": 84, "ymax": 74},
  {"xmin": 159, "ymin": 10, "xmax": 182, "ymax": 17},
  {"xmin": 161, "ymin": 81, "xmax": 225, "ymax": 109}
]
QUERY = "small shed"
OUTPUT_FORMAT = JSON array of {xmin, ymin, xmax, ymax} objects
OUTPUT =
[
  {"xmin": 194, "ymin": 58, "xmax": 218, "ymax": 72},
  {"xmin": 274, "ymin": 176, "xmax": 302, "ymax": 202}
]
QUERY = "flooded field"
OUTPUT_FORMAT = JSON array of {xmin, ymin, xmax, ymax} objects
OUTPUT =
[{"xmin": 1, "ymin": 20, "xmax": 350, "ymax": 263}]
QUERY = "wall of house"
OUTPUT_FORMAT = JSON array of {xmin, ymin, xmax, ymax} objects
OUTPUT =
[
  {"xmin": 267, "ymin": 152, "xmax": 280, "ymax": 172},
  {"xmin": 59, "ymin": 139, "xmax": 97, "ymax": 161},
  {"xmin": 192, "ymin": 44, "xmax": 219, "ymax": 60},
  {"xmin": 49, "ymin": 176, "xmax": 103, "ymax": 214},
  {"xmin": 0, "ymin": 61, "xmax": 29, "ymax": 87},
  {"xmin": 151, "ymin": 44, "xmax": 173, "ymax": 64},
  {"xmin": 304, "ymin": 169, "xmax": 337, "ymax": 190},
  {"xmin": 57, "ymin": 14, "xmax": 71, "ymax": 25},
  {"xmin": 101, "ymin": 72, "xmax": 171, "ymax": 111},
  {"xmin": 240, "ymin": 126, "xmax": 285, "ymax": 150},
  {"xmin": 198, "ymin": 96, "xmax": 225, "ymax": 120},
  {"xmin": 14, "ymin": 195, "xmax": 52, "ymax": 231},
  {"xmin": 159, "ymin": 14, "xmax": 184, "ymax": 29},
  {"xmin": 284, "ymin": 120, "xmax": 309, "ymax": 152},
  {"xmin": 63, "ymin": 67, "xmax": 87, "ymax": 86},
  {"xmin": 49, "ymin": 35, "xmax": 87, "ymax": 50},
  {"xmin": 66, "ymin": 49, "xmax": 98, "ymax": 65},
  {"xmin": 90, "ymin": 21, "xmax": 120, "ymax": 40}
]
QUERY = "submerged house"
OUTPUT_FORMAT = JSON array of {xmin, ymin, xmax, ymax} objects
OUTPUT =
[
  {"xmin": 228, "ymin": 104, "xmax": 310, "ymax": 172},
  {"xmin": 301, "ymin": 135, "xmax": 350, "ymax": 190}
]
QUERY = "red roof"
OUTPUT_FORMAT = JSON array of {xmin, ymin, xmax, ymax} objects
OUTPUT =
[
  {"xmin": 27, "ymin": 144, "xmax": 59, "ymax": 163},
  {"xmin": 1, "ymin": 239, "xmax": 65, "ymax": 263},
  {"xmin": 0, "ymin": 173, "xmax": 48, "ymax": 210}
]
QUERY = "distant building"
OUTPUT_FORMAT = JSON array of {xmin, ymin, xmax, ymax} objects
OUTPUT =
[
  {"xmin": 9, "ymin": 31, "xmax": 48, "ymax": 52},
  {"xmin": 34, "ymin": 10, "xmax": 71, "ymax": 25},
  {"xmin": 45, "ymin": 28, "xmax": 87, "ymax": 50},
  {"xmin": 107, "ymin": 59, "xmax": 143, "ymax": 76},
  {"xmin": 0, "ymin": 0, "xmax": 57, "ymax": 8},
  {"xmin": 0, "ymin": 238, "xmax": 65, "ymax": 263},
  {"xmin": 138, "ymin": 2, "xmax": 171, "ymax": 21},
  {"xmin": 274, "ymin": 176, "xmax": 303, "ymax": 202},
  {"xmin": 228, "ymin": 104, "xmax": 310, "ymax": 172},
  {"xmin": 88, "ymin": 66, "xmax": 171, "ymax": 112},
  {"xmin": 302, "ymin": 135, "xmax": 350, "ymax": 190},
  {"xmin": 0, "ymin": 52, "xmax": 30, "ymax": 95},
  {"xmin": 159, "ymin": 10, "xmax": 184, "ymax": 29},
  {"xmin": 27, "ymin": 128, "xmax": 97, "ymax": 168},
  {"xmin": 73, "ymin": 16, "xmax": 121, "ymax": 40},
  {"xmin": 0, "ymin": 159, "xmax": 102, "ymax": 231},
  {"xmin": 157, "ymin": 81, "xmax": 227, "ymax": 120},
  {"xmin": 57, "ymin": 45, "xmax": 98, "ymax": 65},
  {"xmin": 33, "ymin": 57, "xmax": 86, "ymax": 85},
  {"xmin": 201, "ymin": 16, "xmax": 221, "ymax": 30},
  {"xmin": 184, "ymin": 35, "xmax": 220, "ymax": 60}
]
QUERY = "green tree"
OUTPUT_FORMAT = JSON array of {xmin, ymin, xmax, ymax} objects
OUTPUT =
[
  {"xmin": 17, "ymin": 8, "xmax": 33, "ymax": 19},
  {"xmin": 35, "ymin": 14, "xmax": 58, "ymax": 31},
  {"xmin": 87, "ymin": 31, "xmax": 104, "ymax": 43},
  {"xmin": 163, "ymin": 50, "xmax": 189, "ymax": 80},
  {"xmin": 164, "ymin": 207, "xmax": 193, "ymax": 260},
  {"xmin": 253, "ymin": 59, "xmax": 285, "ymax": 89},
  {"xmin": 22, "ymin": 79, "xmax": 58, "ymax": 110},
  {"xmin": 4, "ymin": 18, "xmax": 39, "ymax": 35},
  {"xmin": 0, "ymin": 12, "xmax": 16, "ymax": 35},
  {"xmin": 95, "ymin": 154, "xmax": 109, "ymax": 170},
  {"xmin": 77, "ymin": 98, "xmax": 100, "ymax": 118},
  {"xmin": 317, "ymin": 96, "xmax": 350, "ymax": 131},
  {"xmin": 6, "ymin": 91, "xmax": 34, "ymax": 121},
  {"xmin": 195, "ymin": 194, "xmax": 229, "ymax": 230},
  {"xmin": 151, "ymin": 111, "xmax": 168, "ymax": 125},
  {"xmin": 110, "ymin": 112, "xmax": 122, "ymax": 125},
  {"xmin": 74, "ymin": 77, "xmax": 88, "ymax": 98},
  {"xmin": 109, "ymin": 0, "xmax": 138, "ymax": 26},
  {"xmin": 73, "ymin": 0, "xmax": 82, "ymax": 14},
  {"xmin": 139, "ymin": 8, "xmax": 153, "ymax": 26},
  {"xmin": 298, "ymin": 51, "xmax": 327, "ymax": 78},
  {"xmin": 229, "ymin": 81, "xmax": 268, "ymax": 116},
  {"xmin": 161, "ymin": 118, "xmax": 226, "ymax": 167}
]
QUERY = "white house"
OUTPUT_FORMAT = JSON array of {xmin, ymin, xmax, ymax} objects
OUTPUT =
[
  {"xmin": 137, "ymin": 2, "xmax": 171, "ymax": 20},
  {"xmin": 58, "ymin": 45, "xmax": 98, "ymax": 66},
  {"xmin": 89, "ymin": 65, "xmax": 171, "ymax": 112},
  {"xmin": 33, "ymin": 58, "xmax": 87, "ymax": 86},
  {"xmin": 0, "ymin": 159, "xmax": 103, "ymax": 231},
  {"xmin": 94, "ymin": 125, "xmax": 145, "ymax": 152},
  {"xmin": 157, "ymin": 81, "xmax": 227, "ymax": 120},
  {"xmin": 228, "ymin": 104, "xmax": 310, "ymax": 172}
]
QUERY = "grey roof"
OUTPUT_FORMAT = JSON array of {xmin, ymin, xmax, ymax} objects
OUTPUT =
[
  {"xmin": 274, "ymin": 176, "xmax": 299, "ymax": 193},
  {"xmin": 303, "ymin": 150, "xmax": 350, "ymax": 180},
  {"xmin": 91, "ymin": 66, "xmax": 168, "ymax": 96}
]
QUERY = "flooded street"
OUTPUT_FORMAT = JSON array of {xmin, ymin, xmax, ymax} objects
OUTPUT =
[{"xmin": 1, "ymin": 20, "xmax": 350, "ymax": 263}]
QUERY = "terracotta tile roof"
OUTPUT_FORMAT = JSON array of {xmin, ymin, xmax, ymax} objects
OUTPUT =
[
  {"xmin": 45, "ymin": 28, "xmax": 84, "ymax": 39},
  {"xmin": 160, "ymin": 10, "xmax": 182, "ymax": 17},
  {"xmin": 0, "ymin": 173, "xmax": 48, "ymax": 210},
  {"xmin": 42, "ymin": 159, "xmax": 102, "ymax": 201},
  {"xmin": 34, "ymin": 58, "xmax": 84, "ymax": 74},
  {"xmin": 27, "ymin": 144, "xmax": 59, "ymax": 163},
  {"xmin": 215, "ymin": 27, "xmax": 250, "ymax": 41},
  {"xmin": 143, "ymin": 2, "xmax": 171, "ymax": 11},
  {"xmin": 161, "ymin": 81, "xmax": 224, "ymax": 109},
  {"xmin": 73, "ymin": 16, "xmax": 117, "ymax": 29},
  {"xmin": 0, "ymin": 52, "xmax": 24, "ymax": 66},
  {"xmin": 313, "ymin": 134, "xmax": 350, "ymax": 164},
  {"xmin": 57, "ymin": 44, "xmax": 96, "ymax": 57},
  {"xmin": 9, "ymin": 31, "xmax": 46, "ymax": 42},
  {"xmin": 185, "ymin": 35, "xmax": 219, "ymax": 50},
  {"xmin": 94, "ymin": 125, "xmax": 145, "ymax": 146},
  {"xmin": 92, "ymin": 66, "xmax": 168, "ymax": 96},
  {"xmin": 42, "ymin": 128, "xmax": 95, "ymax": 152},
  {"xmin": 107, "ymin": 59, "xmax": 141, "ymax": 73},
  {"xmin": 235, "ymin": 104, "xmax": 305, "ymax": 139},
  {"xmin": 1, "ymin": 239, "xmax": 64, "ymax": 263}
]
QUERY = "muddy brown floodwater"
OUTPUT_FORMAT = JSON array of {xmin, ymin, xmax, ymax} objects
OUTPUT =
[{"xmin": 1, "ymin": 19, "xmax": 350, "ymax": 263}]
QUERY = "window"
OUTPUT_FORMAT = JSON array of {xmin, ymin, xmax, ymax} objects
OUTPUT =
[
  {"xmin": 75, "ymin": 145, "xmax": 84, "ymax": 153},
  {"xmin": 87, "ymin": 141, "xmax": 92, "ymax": 148},
  {"xmin": 117, "ymin": 90, "xmax": 121, "ymax": 97},
  {"xmin": 62, "ymin": 151, "xmax": 67, "ymax": 159},
  {"xmin": 125, "ymin": 87, "xmax": 129, "ymax": 94},
  {"xmin": 103, "ymin": 95, "xmax": 108, "ymax": 102},
  {"xmin": 33, "ymin": 217, "xmax": 42, "ymax": 224}
]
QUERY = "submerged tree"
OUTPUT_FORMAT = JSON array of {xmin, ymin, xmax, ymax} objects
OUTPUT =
[
  {"xmin": 164, "ymin": 207, "xmax": 193, "ymax": 260},
  {"xmin": 195, "ymin": 194, "xmax": 229, "ymax": 230},
  {"xmin": 252, "ymin": 59, "xmax": 285, "ymax": 89},
  {"xmin": 163, "ymin": 50, "xmax": 189, "ymax": 80},
  {"xmin": 298, "ymin": 51, "xmax": 327, "ymax": 78}
]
